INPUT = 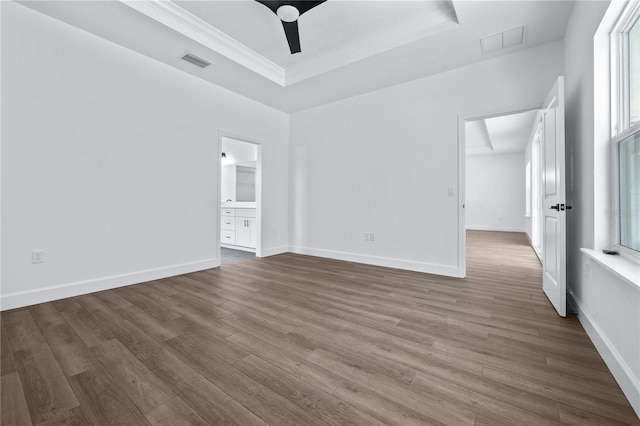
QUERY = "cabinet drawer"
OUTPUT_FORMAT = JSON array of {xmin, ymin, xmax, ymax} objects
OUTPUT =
[
  {"xmin": 222, "ymin": 230, "xmax": 236, "ymax": 245},
  {"xmin": 222, "ymin": 217, "xmax": 236, "ymax": 230},
  {"xmin": 236, "ymin": 208, "xmax": 257, "ymax": 218},
  {"xmin": 222, "ymin": 208, "xmax": 236, "ymax": 217}
]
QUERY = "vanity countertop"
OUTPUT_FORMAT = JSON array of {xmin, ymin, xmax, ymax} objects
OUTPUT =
[{"xmin": 222, "ymin": 202, "xmax": 257, "ymax": 208}]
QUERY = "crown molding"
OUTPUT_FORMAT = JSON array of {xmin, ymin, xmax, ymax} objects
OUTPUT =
[
  {"xmin": 120, "ymin": 0, "xmax": 458, "ymax": 88},
  {"xmin": 120, "ymin": 0, "xmax": 286, "ymax": 86}
]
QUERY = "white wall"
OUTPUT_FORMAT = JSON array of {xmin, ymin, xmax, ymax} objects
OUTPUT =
[
  {"xmin": 0, "ymin": 2, "xmax": 289, "ymax": 310},
  {"xmin": 290, "ymin": 41, "xmax": 564, "ymax": 277},
  {"xmin": 564, "ymin": 0, "xmax": 640, "ymax": 417},
  {"xmin": 465, "ymin": 153, "xmax": 525, "ymax": 232}
]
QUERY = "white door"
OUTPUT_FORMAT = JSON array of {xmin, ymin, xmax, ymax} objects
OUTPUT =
[{"xmin": 542, "ymin": 76, "xmax": 567, "ymax": 317}]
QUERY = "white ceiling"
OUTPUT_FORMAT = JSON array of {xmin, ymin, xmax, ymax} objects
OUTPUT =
[
  {"xmin": 466, "ymin": 109, "xmax": 539, "ymax": 156},
  {"xmin": 20, "ymin": 1, "xmax": 575, "ymax": 113},
  {"xmin": 176, "ymin": 0, "xmax": 456, "ymax": 70}
]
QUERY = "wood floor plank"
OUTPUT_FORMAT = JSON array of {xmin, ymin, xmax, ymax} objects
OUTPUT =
[
  {"xmin": 0, "ymin": 372, "xmax": 33, "ymax": 426},
  {"xmin": 0, "ymin": 317, "xmax": 17, "ymax": 376},
  {"xmin": 91, "ymin": 338, "xmax": 175, "ymax": 414},
  {"xmin": 36, "ymin": 406, "xmax": 91, "ymax": 425},
  {"xmin": 117, "ymin": 304, "xmax": 181, "ymax": 343},
  {"xmin": 1, "ymin": 230, "xmax": 637, "ymax": 425},
  {"xmin": 116, "ymin": 319, "xmax": 267, "ymax": 425},
  {"xmin": 2, "ymin": 309, "xmax": 46, "ymax": 351},
  {"xmin": 145, "ymin": 396, "xmax": 208, "ymax": 426},
  {"xmin": 93, "ymin": 289, "xmax": 134, "ymax": 311},
  {"xmin": 60, "ymin": 306, "xmax": 113, "ymax": 347},
  {"xmin": 226, "ymin": 331, "xmax": 338, "ymax": 393},
  {"xmin": 235, "ymin": 354, "xmax": 384, "ymax": 426},
  {"xmin": 41, "ymin": 322, "xmax": 95, "ymax": 377},
  {"xmin": 410, "ymin": 372, "xmax": 561, "ymax": 425},
  {"xmin": 483, "ymin": 365, "xmax": 639, "ymax": 424},
  {"xmin": 68, "ymin": 366, "xmax": 149, "ymax": 425},
  {"xmin": 308, "ymin": 348, "xmax": 475, "ymax": 426},
  {"xmin": 28, "ymin": 303, "xmax": 65, "ymax": 330},
  {"xmin": 13, "ymin": 342, "xmax": 79, "ymax": 424},
  {"xmin": 164, "ymin": 332, "xmax": 324, "ymax": 426}
]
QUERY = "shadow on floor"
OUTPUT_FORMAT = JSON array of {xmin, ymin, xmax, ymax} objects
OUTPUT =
[{"xmin": 221, "ymin": 247, "xmax": 256, "ymax": 265}]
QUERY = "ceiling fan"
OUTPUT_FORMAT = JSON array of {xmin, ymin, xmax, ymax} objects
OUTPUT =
[{"xmin": 255, "ymin": 1, "xmax": 327, "ymax": 54}]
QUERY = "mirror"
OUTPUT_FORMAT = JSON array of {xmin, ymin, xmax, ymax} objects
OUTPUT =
[{"xmin": 236, "ymin": 165, "xmax": 256, "ymax": 202}]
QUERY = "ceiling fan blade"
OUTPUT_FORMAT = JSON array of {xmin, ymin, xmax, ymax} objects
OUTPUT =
[
  {"xmin": 282, "ymin": 20, "xmax": 301, "ymax": 54},
  {"xmin": 292, "ymin": 1, "xmax": 326, "ymax": 15},
  {"xmin": 255, "ymin": 0, "xmax": 279, "ymax": 15},
  {"xmin": 255, "ymin": 0, "xmax": 326, "ymax": 54}
]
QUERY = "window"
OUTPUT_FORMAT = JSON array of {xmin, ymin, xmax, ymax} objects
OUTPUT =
[
  {"xmin": 617, "ymin": 130, "xmax": 640, "ymax": 252},
  {"xmin": 613, "ymin": 2, "xmax": 640, "ymax": 256}
]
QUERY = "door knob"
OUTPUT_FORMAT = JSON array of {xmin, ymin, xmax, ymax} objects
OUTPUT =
[{"xmin": 550, "ymin": 204, "xmax": 560, "ymax": 210}]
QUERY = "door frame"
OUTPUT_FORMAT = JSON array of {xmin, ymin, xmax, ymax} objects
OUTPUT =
[
  {"xmin": 457, "ymin": 102, "xmax": 544, "ymax": 278},
  {"xmin": 217, "ymin": 131, "xmax": 263, "ymax": 263}
]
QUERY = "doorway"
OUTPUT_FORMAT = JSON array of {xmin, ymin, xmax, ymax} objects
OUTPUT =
[
  {"xmin": 218, "ymin": 135, "xmax": 261, "ymax": 265},
  {"xmin": 458, "ymin": 104, "xmax": 543, "ymax": 277}
]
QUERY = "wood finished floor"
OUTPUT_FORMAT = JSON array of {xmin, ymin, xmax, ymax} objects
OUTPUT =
[{"xmin": 1, "ymin": 231, "xmax": 639, "ymax": 425}]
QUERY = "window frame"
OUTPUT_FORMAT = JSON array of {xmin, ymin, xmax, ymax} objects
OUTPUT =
[
  {"xmin": 611, "ymin": 1, "xmax": 640, "ymax": 262},
  {"xmin": 611, "ymin": 123, "xmax": 640, "ymax": 261},
  {"xmin": 611, "ymin": 1, "xmax": 640, "ymax": 134}
]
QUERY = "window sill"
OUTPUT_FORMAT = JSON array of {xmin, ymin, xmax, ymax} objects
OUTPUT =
[{"xmin": 580, "ymin": 248, "xmax": 640, "ymax": 290}]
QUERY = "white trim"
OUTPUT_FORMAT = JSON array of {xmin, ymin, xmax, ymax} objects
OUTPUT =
[
  {"xmin": 457, "ymin": 102, "xmax": 544, "ymax": 280},
  {"xmin": 120, "ymin": 0, "xmax": 459, "ymax": 87},
  {"xmin": 221, "ymin": 244, "xmax": 256, "ymax": 253},
  {"xmin": 259, "ymin": 245, "xmax": 289, "ymax": 258},
  {"xmin": 289, "ymin": 246, "xmax": 460, "ymax": 278},
  {"xmin": 611, "ymin": 1, "xmax": 640, "ymax": 134},
  {"xmin": 457, "ymin": 116, "xmax": 466, "ymax": 278},
  {"xmin": 217, "ymin": 132, "xmax": 263, "ymax": 259},
  {"xmin": 611, "ymin": 123, "xmax": 640, "ymax": 258},
  {"xmin": 0, "ymin": 258, "xmax": 219, "ymax": 311},
  {"xmin": 120, "ymin": 0, "xmax": 285, "ymax": 85},
  {"xmin": 581, "ymin": 248, "xmax": 640, "ymax": 290},
  {"xmin": 466, "ymin": 226, "xmax": 526, "ymax": 233},
  {"xmin": 567, "ymin": 291, "xmax": 640, "ymax": 419}
]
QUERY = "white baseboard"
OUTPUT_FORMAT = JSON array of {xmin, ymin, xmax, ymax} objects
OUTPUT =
[
  {"xmin": 466, "ymin": 226, "xmax": 525, "ymax": 232},
  {"xmin": 221, "ymin": 244, "xmax": 256, "ymax": 253},
  {"xmin": 568, "ymin": 291, "xmax": 640, "ymax": 419},
  {"xmin": 259, "ymin": 245, "xmax": 289, "ymax": 258},
  {"xmin": 289, "ymin": 246, "xmax": 459, "ymax": 277},
  {"xmin": 0, "ymin": 258, "xmax": 220, "ymax": 311}
]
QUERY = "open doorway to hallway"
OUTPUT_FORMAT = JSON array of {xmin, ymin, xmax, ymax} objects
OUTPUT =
[
  {"xmin": 219, "ymin": 135, "xmax": 261, "ymax": 265},
  {"xmin": 462, "ymin": 107, "xmax": 542, "ymax": 272}
]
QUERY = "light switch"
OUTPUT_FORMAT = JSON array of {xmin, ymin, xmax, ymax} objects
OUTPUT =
[{"xmin": 448, "ymin": 187, "xmax": 455, "ymax": 197}]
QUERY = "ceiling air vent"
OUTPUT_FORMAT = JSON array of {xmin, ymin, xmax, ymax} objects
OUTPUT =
[
  {"xmin": 480, "ymin": 26, "xmax": 525, "ymax": 55},
  {"xmin": 180, "ymin": 52, "xmax": 212, "ymax": 68}
]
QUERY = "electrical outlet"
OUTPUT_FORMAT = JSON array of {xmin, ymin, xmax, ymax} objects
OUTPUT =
[
  {"xmin": 32, "ymin": 250, "xmax": 44, "ymax": 264},
  {"xmin": 364, "ymin": 232, "xmax": 369, "ymax": 241},
  {"xmin": 370, "ymin": 233, "xmax": 375, "ymax": 241}
]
